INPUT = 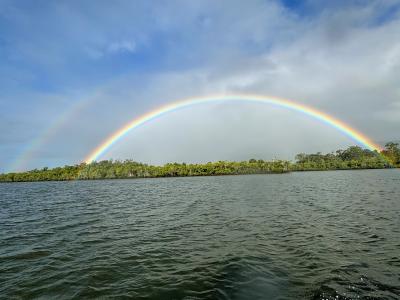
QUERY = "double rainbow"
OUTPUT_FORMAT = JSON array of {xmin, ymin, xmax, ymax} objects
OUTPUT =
[{"xmin": 84, "ymin": 94, "xmax": 382, "ymax": 163}]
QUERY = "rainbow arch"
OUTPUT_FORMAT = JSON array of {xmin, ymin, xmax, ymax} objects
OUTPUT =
[{"xmin": 84, "ymin": 94, "xmax": 382, "ymax": 163}]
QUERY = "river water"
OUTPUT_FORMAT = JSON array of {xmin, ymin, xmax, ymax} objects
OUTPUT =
[{"xmin": 1, "ymin": 169, "xmax": 399, "ymax": 299}]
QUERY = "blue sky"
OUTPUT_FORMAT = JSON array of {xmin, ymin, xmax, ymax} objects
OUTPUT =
[{"xmin": 1, "ymin": 0, "xmax": 400, "ymax": 172}]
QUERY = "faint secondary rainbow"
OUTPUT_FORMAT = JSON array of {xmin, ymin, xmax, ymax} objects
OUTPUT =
[
  {"xmin": 9, "ymin": 89, "xmax": 103, "ymax": 172},
  {"xmin": 84, "ymin": 94, "xmax": 383, "ymax": 163}
]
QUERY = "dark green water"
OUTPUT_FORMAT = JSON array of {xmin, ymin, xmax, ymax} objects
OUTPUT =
[{"xmin": 1, "ymin": 170, "xmax": 399, "ymax": 299}]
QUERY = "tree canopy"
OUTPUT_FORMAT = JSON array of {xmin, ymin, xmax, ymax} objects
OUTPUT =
[{"xmin": 1, "ymin": 143, "xmax": 398, "ymax": 182}]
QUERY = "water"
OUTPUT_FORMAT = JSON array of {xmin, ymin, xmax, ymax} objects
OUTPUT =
[{"xmin": 1, "ymin": 169, "xmax": 399, "ymax": 299}]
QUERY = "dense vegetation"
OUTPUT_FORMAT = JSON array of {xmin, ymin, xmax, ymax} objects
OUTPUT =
[{"xmin": 1, "ymin": 143, "xmax": 399, "ymax": 182}]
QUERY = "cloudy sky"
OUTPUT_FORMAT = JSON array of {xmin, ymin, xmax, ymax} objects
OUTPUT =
[{"xmin": 1, "ymin": 0, "xmax": 399, "ymax": 172}]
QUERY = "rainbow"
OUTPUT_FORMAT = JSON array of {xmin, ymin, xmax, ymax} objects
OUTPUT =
[
  {"xmin": 9, "ymin": 90, "xmax": 101, "ymax": 172},
  {"xmin": 84, "ymin": 94, "xmax": 383, "ymax": 163}
]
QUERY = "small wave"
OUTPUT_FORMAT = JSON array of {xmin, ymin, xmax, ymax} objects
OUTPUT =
[{"xmin": 1, "ymin": 250, "xmax": 51, "ymax": 261}]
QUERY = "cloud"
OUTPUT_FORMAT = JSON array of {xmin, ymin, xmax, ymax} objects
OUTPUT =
[
  {"xmin": 107, "ymin": 40, "xmax": 136, "ymax": 54},
  {"xmin": 87, "ymin": 40, "xmax": 137, "ymax": 59}
]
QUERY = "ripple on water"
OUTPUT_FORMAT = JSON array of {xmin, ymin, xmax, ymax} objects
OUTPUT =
[{"xmin": 0, "ymin": 170, "xmax": 399, "ymax": 299}]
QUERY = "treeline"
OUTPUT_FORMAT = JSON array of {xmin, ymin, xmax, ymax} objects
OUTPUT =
[
  {"xmin": 294, "ymin": 146, "xmax": 385, "ymax": 171},
  {"xmin": 0, "ymin": 160, "xmax": 291, "ymax": 182},
  {"xmin": 1, "ymin": 143, "xmax": 399, "ymax": 182},
  {"xmin": 294, "ymin": 142, "xmax": 399, "ymax": 171}
]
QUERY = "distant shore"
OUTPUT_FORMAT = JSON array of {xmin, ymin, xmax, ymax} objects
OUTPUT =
[
  {"xmin": 1, "ymin": 167, "xmax": 399, "ymax": 183},
  {"xmin": 1, "ymin": 143, "xmax": 399, "ymax": 182}
]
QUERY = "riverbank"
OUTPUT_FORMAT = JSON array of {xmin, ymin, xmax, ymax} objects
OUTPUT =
[
  {"xmin": 1, "ymin": 144, "xmax": 399, "ymax": 182},
  {"xmin": 1, "ymin": 166, "xmax": 399, "ymax": 183}
]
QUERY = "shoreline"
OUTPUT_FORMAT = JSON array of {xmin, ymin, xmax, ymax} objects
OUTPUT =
[
  {"xmin": 2, "ymin": 144, "xmax": 398, "ymax": 183},
  {"xmin": 1, "ymin": 166, "xmax": 397, "ymax": 183}
]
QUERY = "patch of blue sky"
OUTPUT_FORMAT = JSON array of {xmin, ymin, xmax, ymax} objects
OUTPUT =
[{"xmin": 368, "ymin": 1, "xmax": 400, "ymax": 26}]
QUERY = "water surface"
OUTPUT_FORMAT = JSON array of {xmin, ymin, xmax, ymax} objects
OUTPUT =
[{"xmin": 1, "ymin": 170, "xmax": 399, "ymax": 299}]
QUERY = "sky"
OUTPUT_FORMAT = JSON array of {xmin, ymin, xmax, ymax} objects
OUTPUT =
[{"xmin": 1, "ymin": 0, "xmax": 399, "ymax": 172}]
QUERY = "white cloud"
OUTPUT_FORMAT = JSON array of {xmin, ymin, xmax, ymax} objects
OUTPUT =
[
  {"xmin": 107, "ymin": 40, "xmax": 136, "ymax": 54},
  {"xmin": 85, "ymin": 40, "xmax": 137, "ymax": 60}
]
